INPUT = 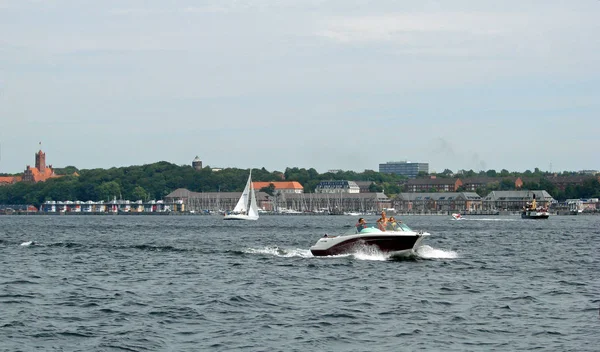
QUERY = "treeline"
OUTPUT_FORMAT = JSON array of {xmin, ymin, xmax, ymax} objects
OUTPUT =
[
  {"xmin": 1, "ymin": 162, "xmax": 598, "ymax": 206},
  {"xmin": 0, "ymin": 162, "xmax": 407, "ymax": 206}
]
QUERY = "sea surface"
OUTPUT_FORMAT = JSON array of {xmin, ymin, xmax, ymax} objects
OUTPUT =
[{"xmin": 1, "ymin": 214, "xmax": 598, "ymax": 351}]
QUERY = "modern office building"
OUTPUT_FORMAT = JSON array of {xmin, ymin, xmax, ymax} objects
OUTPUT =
[{"xmin": 379, "ymin": 161, "xmax": 429, "ymax": 178}]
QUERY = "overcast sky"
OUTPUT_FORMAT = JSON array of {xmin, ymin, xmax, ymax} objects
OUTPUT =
[{"xmin": 1, "ymin": 0, "xmax": 598, "ymax": 174}]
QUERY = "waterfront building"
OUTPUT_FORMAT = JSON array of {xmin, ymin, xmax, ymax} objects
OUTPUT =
[
  {"xmin": 379, "ymin": 161, "xmax": 429, "ymax": 178},
  {"xmin": 252, "ymin": 181, "xmax": 304, "ymax": 194},
  {"xmin": 392, "ymin": 192, "xmax": 483, "ymax": 213},
  {"xmin": 405, "ymin": 177, "xmax": 462, "ymax": 192},
  {"xmin": 482, "ymin": 190, "xmax": 554, "ymax": 211}
]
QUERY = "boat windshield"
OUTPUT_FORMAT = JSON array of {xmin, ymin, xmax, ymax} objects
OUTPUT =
[
  {"xmin": 397, "ymin": 223, "xmax": 412, "ymax": 232},
  {"xmin": 350, "ymin": 222, "xmax": 413, "ymax": 234}
]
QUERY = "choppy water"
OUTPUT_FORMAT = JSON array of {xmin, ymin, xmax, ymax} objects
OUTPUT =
[{"xmin": 1, "ymin": 214, "xmax": 598, "ymax": 351}]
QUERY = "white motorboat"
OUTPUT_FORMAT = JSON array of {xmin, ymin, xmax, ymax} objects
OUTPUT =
[
  {"xmin": 451, "ymin": 213, "xmax": 463, "ymax": 220},
  {"xmin": 310, "ymin": 223, "xmax": 429, "ymax": 257},
  {"xmin": 224, "ymin": 171, "xmax": 259, "ymax": 221}
]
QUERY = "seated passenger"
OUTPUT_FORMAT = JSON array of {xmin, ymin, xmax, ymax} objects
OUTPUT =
[
  {"xmin": 355, "ymin": 217, "xmax": 368, "ymax": 232},
  {"xmin": 386, "ymin": 217, "xmax": 398, "ymax": 231}
]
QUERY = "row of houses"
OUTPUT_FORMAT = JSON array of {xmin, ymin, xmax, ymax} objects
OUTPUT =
[
  {"xmin": 4, "ymin": 191, "xmax": 598, "ymax": 215},
  {"xmin": 162, "ymin": 189, "xmax": 568, "ymax": 214},
  {"xmin": 404, "ymin": 175, "xmax": 600, "ymax": 192},
  {"xmin": 248, "ymin": 176, "xmax": 599, "ymax": 194},
  {"xmin": 38, "ymin": 200, "xmax": 183, "ymax": 213}
]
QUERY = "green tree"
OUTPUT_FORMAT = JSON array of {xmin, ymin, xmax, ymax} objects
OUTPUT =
[
  {"xmin": 131, "ymin": 186, "xmax": 148, "ymax": 201},
  {"xmin": 260, "ymin": 183, "xmax": 276, "ymax": 196},
  {"xmin": 96, "ymin": 181, "xmax": 121, "ymax": 201}
]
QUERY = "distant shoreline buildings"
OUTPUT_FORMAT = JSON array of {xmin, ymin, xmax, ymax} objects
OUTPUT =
[{"xmin": 0, "ymin": 148, "xmax": 70, "ymax": 185}]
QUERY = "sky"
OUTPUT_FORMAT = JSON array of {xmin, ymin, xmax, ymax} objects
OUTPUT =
[{"xmin": 1, "ymin": 0, "xmax": 599, "ymax": 175}]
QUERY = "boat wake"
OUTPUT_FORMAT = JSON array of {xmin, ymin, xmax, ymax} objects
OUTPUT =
[
  {"xmin": 244, "ymin": 246, "xmax": 313, "ymax": 258},
  {"xmin": 460, "ymin": 218, "xmax": 517, "ymax": 222},
  {"xmin": 244, "ymin": 245, "xmax": 458, "ymax": 261},
  {"xmin": 415, "ymin": 245, "xmax": 458, "ymax": 259}
]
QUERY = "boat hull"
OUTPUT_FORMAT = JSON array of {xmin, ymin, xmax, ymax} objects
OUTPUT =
[
  {"xmin": 521, "ymin": 211, "xmax": 549, "ymax": 219},
  {"xmin": 310, "ymin": 231, "xmax": 428, "ymax": 257},
  {"xmin": 223, "ymin": 214, "xmax": 259, "ymax": 221}
]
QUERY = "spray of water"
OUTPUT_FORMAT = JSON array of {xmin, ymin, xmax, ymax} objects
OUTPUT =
[
  {"xmin": 244, "ymin": 246, "xmax": 313, "ymax": 258},
  {"xmin": 415, "ymin": 245, "xmax": 458, "ymax": 259}
]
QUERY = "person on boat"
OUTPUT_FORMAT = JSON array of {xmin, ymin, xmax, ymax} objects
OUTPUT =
[
  {"xmin": 386, "ymin": 217, "xmax": 399, "ymax": 231},
  {"xmin": 376, "ymin": 211, "xmax": 388, "ymax": 231},
  {"xmin": 355, "ymin": 217, "xmax": 368, "ymax": 232}
]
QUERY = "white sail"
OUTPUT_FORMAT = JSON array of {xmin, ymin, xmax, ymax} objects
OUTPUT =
[
  {"xmin": 224, "ymin": 170, "xmax": 259, "ymax": 221},
  {"xmin": 232, "ymin": 171, "xmax": 252, "ymax": 213},
  {"xmin": 248, "ymin": 180, "xmax": 259, "ymax": 218}
]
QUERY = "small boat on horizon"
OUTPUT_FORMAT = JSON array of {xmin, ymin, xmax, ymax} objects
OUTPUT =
[
  {"xmin": 521, "ymin": 194, "xmax": 550, "ymax": 219},
  {"xmin": 451, "ymin": 213, "xmax": 464, "ymax": 220}
]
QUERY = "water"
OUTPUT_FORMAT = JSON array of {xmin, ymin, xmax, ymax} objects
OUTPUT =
[{"xmin": 1, "ymin": 215, "xmax": 598, "ymax": 351}]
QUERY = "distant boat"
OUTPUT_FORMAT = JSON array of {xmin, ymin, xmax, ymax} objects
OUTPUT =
[
  {"xmin": 451, "ymin": 213, "xmax": 464, "ymax": 220},
  {"xmin": 521, "ymin": 194, "xmax": 549, "ymax": 219},
  {"xmin": 223, "ymin": 171, "xmax": 259, "ymax": 221}
]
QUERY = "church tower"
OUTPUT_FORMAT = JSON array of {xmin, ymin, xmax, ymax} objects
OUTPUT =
[
  {"xmin": 192, "ymin": 156, "xmax": 203, "ymax": 171},
  {"xmin": 35, "ymin": 150, "xmax": 46, "ymax": 173}
]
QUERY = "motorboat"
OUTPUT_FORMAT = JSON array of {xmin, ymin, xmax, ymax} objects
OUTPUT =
[
  {"xmin": 521, "ymin": 208, "xmax": 550, "ymax": 219},
  {"xmin": 451, "ymin": 213, "xmax": 463, "ymax": 220},
  {"xmin": 310, "ymin": 222, "xmax": 429, "ymax": 257}
]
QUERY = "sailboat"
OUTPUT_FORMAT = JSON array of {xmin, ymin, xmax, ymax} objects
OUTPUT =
[{"xmin": 223, "ymin": 170, "xmax": 259, "ymax": 221}]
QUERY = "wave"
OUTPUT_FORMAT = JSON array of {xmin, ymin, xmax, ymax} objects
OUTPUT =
[{"xmin": 461, "ymin": 218, "xmax": 518, "ymax": 222}]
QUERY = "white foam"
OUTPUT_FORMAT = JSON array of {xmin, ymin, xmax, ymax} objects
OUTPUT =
[
  {"xmin": 245, "ymin": 246, "xmax": 313, "ymax": 258},
  {"xmin": 416, "ymin": 245, "xmax": 458, "ymax": 259},
  {"xmin": 352, "ymin": 246, "xmax": 389, "ymax": 261},
  {"xmin": 20, "ymin": 241, "xmax": 34, "ymax": 246}
]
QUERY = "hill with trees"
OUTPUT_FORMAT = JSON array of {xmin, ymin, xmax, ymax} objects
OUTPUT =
[{"xmin": 0, "ymin": 163, "xmax": 598, "ymax": 206}]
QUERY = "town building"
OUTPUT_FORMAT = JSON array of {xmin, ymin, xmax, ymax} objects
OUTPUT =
[
  {"xmin": 392, "ymin": 192, "xmax": 483, "ymax": 213},
  {"xmin": 460, "ymin": 177, "xmax": 523, "ymax": 191},
  {"xmin": 405, "ymin": 177, "xmax": 462, "ymax": 192},
  {"xmin": 22, "ymin": 149, "xmax": 60, "ymax": 183},
  {"xmin": 0, "ymin": 175, "xmax": 21, "ymax": 186},
  {"xmin": 354, "ymin": 181, "xmax": 375, "ymax": 193},
  {"xmin": 379, "ymin": 161, "xmax": 429, "ymax": 178},
  {"xmin": 252, "ymin": 181, "xmax": 304, "ymax": 194},
  {"xmin": 315, "ymin": 180, "xmax": 360, "ymax": 193},
  {"xmin": 482, "ymin": 190, "xmax": 554, "ymax": 211},
  {"xmin": 0, "ymin": 148, "xmax": 62, "ymax": 185}
]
